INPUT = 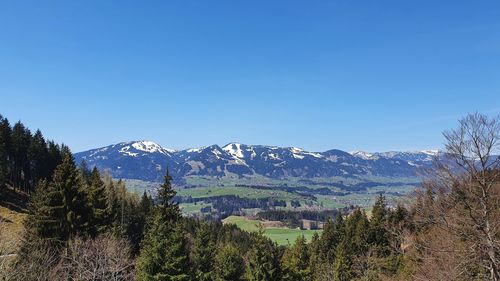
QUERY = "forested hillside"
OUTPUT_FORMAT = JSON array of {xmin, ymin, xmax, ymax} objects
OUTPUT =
[{"xmin": 1, "ymin": 113, "xmax": 499, "ymax": 281}]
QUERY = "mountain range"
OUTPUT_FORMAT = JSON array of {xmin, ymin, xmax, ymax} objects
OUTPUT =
[{"xmin": 73, "ymin": 141, "xmax": 439, "ymax": 182}]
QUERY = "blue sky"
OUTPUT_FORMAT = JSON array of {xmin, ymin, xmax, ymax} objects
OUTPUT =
[{"xmin": 0, "ymin": 1, "xmax": 499, "ymax": 153}]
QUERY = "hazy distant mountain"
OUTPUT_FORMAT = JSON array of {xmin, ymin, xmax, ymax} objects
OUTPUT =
[{"xmin": 74, "ymin": 141, "xmax": 438, "ymax": 182}]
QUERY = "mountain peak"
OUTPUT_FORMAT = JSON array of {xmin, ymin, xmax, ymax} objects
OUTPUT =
[
  {"xmin": 130, "ymin": 140, "xmax": 176, "ymax": 154},
  {"xmin": 222, "ymin": 142, "xmax": 245, "ymax": 158}
]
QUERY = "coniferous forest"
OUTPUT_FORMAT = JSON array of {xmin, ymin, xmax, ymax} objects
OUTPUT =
[{"xmin": 1, "ymin": 112, "xmax": 500, "ymax": 281}]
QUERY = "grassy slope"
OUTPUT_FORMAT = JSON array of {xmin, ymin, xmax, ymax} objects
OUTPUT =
[{"xmin": 0, "ymin": 186, "xmax": 28, "ymax": 254}]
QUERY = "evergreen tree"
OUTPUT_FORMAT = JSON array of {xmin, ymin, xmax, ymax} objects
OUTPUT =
[
  {"xmin": 281, "ymin": 236, "xmax": 311, "ymax": 281},
  {"xmin": 21, "ymin": 154, "xmax": 91, "ymax": 247},
  {"xmin": 319, "ymin": 214, "xmax": 344, "ymax": 262},
  {"xmin": 46, "ymin": 140, "xmax": 63, "ymax": 180},
  {"xmin": 87, "ymin": 167, "xmax": 109, "ymax": 234},
  {"xmin": 333, "ymin": 242, "xmax": 353, "ymax": 281},
  {"xmin": 11, "ymin": 121, "xmax": 31, "ymax": 190},
  {"xmin": 193, "ymin": 222, "xmax": 216, "ymax": 281},
  {"xmin": 369, "ymin": 194, "xmax": 390, "ymax": 255},
  {"xmin": 0, "ymin": 115, "xmax": 10, "ymax": 189},
  {"xmin": 27, "ymin": 129, "xmax": 49, "ymax": 189},
  {"xmin": 214, "ymin": 244, "xmax": 245, "ymax": 281},
  {"xmin": 344, "ymin": 208, "xmax": 369, "ymax": 256},
  {"xmin": 308, "ymin": 232, "xmax": 322, "ymax": 280},
  {"xmin": 157, "ymin": 169, "xmax": 180, "ymax": 222},
  {"xmin": 136, "ymin": 170, "xmax": 191, "ymax": 281},
  {"xmin": 246, "ymin": 233, "xmax": 281, "ymax": 281},
  {"xmin": 78, "ymin": 159, "xmax": 92, "ymax": 185},
  {"xmin": 140, "ymin": 191, "xmax": 153, "ymax": 215}
]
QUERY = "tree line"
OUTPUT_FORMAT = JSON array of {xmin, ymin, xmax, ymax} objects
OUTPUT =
[{"xmin": 0, "ymin": 114, "xmax": 66, "ymax": 193}]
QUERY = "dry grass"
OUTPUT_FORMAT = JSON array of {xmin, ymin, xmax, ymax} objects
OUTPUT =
[
  {"xmin": 0, "ymin": 205, "xmax": 26, "ymax": 254},
  {"xmin": 0, "ymin": 186, "xmax": 29, "ymax": 255}
]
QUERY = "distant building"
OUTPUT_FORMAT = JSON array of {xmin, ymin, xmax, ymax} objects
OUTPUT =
[{"xmin": 300, "ymin": 219, "xmax": 321, "ymax": 230}]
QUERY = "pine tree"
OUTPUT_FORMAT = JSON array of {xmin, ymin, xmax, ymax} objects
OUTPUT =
[
  {"xmin": 214, "ymin": 244, "xmax": 245, "ymax": 281},
  {"xmin": 319, "ymin": 214, "xmax": 344, "ymax": 262},
  {"xmin": 11, "ymin": 121, "xmax": 31, "ymax": 190},
  {"xmin": 333, "ymin": 242, "xmax": 353, "ymax": 281},
  {"xmin": 20, "ymin": 154, "xmax": 91, "ymax": 265},
  {"xmin": 46, "ymin": 140, "xmax": 63, "ymax": 180},
  {"xmin": 140, "ymin": 191, "xmax": 153, "ymax": 215},
  {"xmin": 0, "ymin": 115, "xmax": 10, "ymax": 189},
  {"xmin": 281, "ymin": 236, "xmax": 311, "ymax": 281},
  {"xmin": 246, "ymin": 233, "xmax": 281, "ymax": 281},
  {"xmin": 21, "ymin": 155, "xmax": 91, "ymax": 246},
  {"xmin": 78, "ymin": 159, "xmax": 92, "ymax": 185},
  {"xmin": 193, "ymin": 222, "xmax": 216, "ymax": 281},
  {"xmin": 27, "ymin": 130, "xmax": 49, "ymax": 190},
  {"xmin": 344, "ymin": 208, "xmax": 369, "ymax": 256},
  {"xmin": 369, "ymin": 194, "xmax": 389, "ymax": 256},
  {"xmin": 136, "ymin": 170, "xmax": 191, "ymax": 281},
  {"xmin": 308, "ymin": 232, "xmax": 322, "ymax": 280},
  {"xmin": 87, "ymin": 167, "xmax": 109, "ymax": 234},
  {"xmin": 157, "ymin": 169, "xmax": 180, "ymax": 222}
]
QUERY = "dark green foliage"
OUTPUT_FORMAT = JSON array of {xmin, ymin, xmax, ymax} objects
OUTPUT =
[
  {"xmin": 136, "ymin": 170, "xmax": 191, "ymax": 280},
  {"xmin": 11, "ymin": 121, "xmax": 31, "ymax": 190},
  {"xmin": 193, "ymin": 222, "xmax": 216, "ymax": 281},
  {"xmin": 21, "ymin": 154, "xmax": 91, "ymax": 250},
  {"xmin": 0, "ymin": 115, "xmax": 11, "ymax": 189},
  {"xmin": 319, "ymin": 214, "xmax": 344, "ymax": 262},
  {"xmin": 246, "ymin": 233, "xmax": 281, "ymax": 281},
  {"xmin": 157, "ymin": 169, "xmax": 180, "ymax": 222},
  {"xmin": 87, "ymin": 167, "xmax": 109, "ymax": 234},
  {"xmin": 136, "ymin": 214, "xmax": 191, "ymax": 281},
  {"xmin": 78, "ymin": 159, "xmax": 92, "ymax": 185},
  {"xmin": 0, "ymin": 115, "xmax": 63, "ymax": 194},
  {"xmin": 214, "ymin": 244, "xmax": 245, "ymax": 281},
  {"xmin": 369, "ymin": 194, "xmax": 390, "ymax": 256},
  {"xmin": 343, "ymin": 208, "xmax": 369, "ymax": 256},
  {"xmin": 140, "ymin": 191, "xmax": 153, "ymax": 215},
  {"xmin": 333, "ymin": 242, "xmax": 353, "ymax": 281},
  {"xmin": 281, "ymin": 236, "xmax": 310, "ymax": 281}
]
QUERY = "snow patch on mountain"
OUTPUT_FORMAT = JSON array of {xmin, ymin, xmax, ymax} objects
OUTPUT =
[{"xmin": 223, "ymin": 143, "xmax": 244, "ymax": 158}]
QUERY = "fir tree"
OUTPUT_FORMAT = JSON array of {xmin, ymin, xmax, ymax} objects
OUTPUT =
[
  {"xmin": 27, "ymin": 130, "xmax": 48, "ymax": 188},
  {"xmin": 369, "ymin": 194, "xmax": 389, "ymax": 255},
  {"xmin": 308, "ymin": 232, "xmax": 322, "ymax": 280},
  {"xmin": 319, "ymin": 214, "xmax": 344, "ymax": 262},
  {"xmin": 21, "ymin": 155, "xmax": 91, "ymax": 247},
  {"xmin": 281, "ymin": 236, "xmax": 310, "ymax": 281},
  {"xmin": 136, "ymin": 170, "xmax": 191, "ymax": 281},
  {"xmin": 0, "ymin": 116, "xmax": 10, "ymax": 189},
  {"xmin": 333, "ymin": 241, "xmax": 353, "ymax": 281},
  {"xmin": 214, "ymin": 244, "xmax": 245, "ymax": 281},
  {"xmin": 246, "ymin": 233, "xmax": 281, "ymax": 281},
  {"xmin": 140, "ymin": 191, "xmax": 153, "ymax": 215},
  {"xmin": 78, "ymin": 159, "xmax": 92, "ymax": 185},
  {"xmin": 11, "ymin": 121, "xmax": 31, "ymax": 190},
  {"xmin": 87, "ymin": 167, "xmax": 109, "ymax": 234},
  {"xmin": 193, "ymin": 222, "xmax": 216, "ymax": 281},
  {"xmin": 157, "ymin": 169, "xmax": 180, "ymax": 222}
]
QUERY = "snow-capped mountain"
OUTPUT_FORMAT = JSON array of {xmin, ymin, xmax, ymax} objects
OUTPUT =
[{"xmin": 74, "ymin": 141, "xmax": 439, "ymax": 182}]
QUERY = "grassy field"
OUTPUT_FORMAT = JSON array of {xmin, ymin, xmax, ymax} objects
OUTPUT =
[
  {"xmin": 223, "ymin": 215, "xmax": 322, "ymax": 246},
  {"xmin": 123, "ymin": 175, "xmax": 418, "ymax": 216},
  {"xmin": 179, "ymin": 202, "xmax": 212, "ymax": 215},
  {"xmin": 0, "ymin": 187, "xmax": 28, "ymax": 255}
]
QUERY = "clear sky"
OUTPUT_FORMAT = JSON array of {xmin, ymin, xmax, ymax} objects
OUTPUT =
[{"xmin": 0, "ymin": 1, "xmax": 499, "ymax": 153}]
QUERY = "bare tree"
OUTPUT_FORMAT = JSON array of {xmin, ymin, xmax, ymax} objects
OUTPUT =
[
  {"xmin": 414, "ymin": 113, "xmax": 500, "ymax": 281},
  {"xmin": 53, "ymin": 234, "xmax": 135, "ymax": 281},
  {"xmin": 4, "ymin": 239, "xmax": 60, "ymax": 281}
]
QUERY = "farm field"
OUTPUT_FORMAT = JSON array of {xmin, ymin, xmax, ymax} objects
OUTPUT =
[{"xmin": 222, "ymin": 215, "xmax": 322, "ymax": 246}]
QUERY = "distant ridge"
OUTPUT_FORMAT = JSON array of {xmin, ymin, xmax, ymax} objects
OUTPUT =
[{"xmin": 74, "ymin": 140, "xmax": 439, "ymax": 182}]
